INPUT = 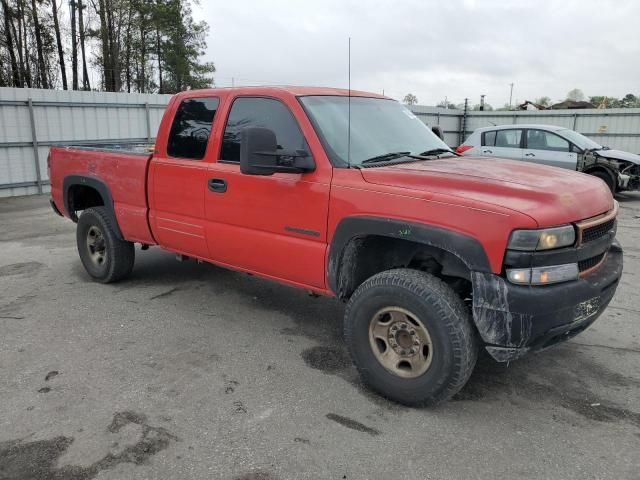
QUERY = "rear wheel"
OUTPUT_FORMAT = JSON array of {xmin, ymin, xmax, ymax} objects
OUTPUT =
[
  {"xmin": 76, "ymin": 207, "xmax": 135, "ymax": 283},
  {"xmin": 344, "ymin": 269, "xmax": 478, "ymax": 406}
]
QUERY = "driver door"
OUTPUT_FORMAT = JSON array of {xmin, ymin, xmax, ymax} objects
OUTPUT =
[{"xmin": 203, "ymin": 96, "xmax": 331, "ymax": 289}]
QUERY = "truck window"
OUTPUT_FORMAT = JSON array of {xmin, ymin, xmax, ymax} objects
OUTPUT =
[
  {"xmin": 495, "ymin": 129, "xmax": 522, "ymax": 148},
  {"xmin": 220, "ymin": 97, "xmax": 308, "ymax": 162},
  {"xmin": 167, "ymin": 97, "xmax": 219, "ymax": 160},
  {"xmin": 526, "ymin": 129, "xmax": 570, "ymax": 152}
]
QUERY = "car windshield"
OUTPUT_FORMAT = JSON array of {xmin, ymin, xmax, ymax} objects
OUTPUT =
[
  {"xmin": 299, "ymin": 95, "xmax": 452, "ymax": 166},
  {"xmin": 557, "ymin": 129, "xmax": 602, "ymax": 150}
]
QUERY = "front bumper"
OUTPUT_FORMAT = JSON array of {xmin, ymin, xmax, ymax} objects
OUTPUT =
[{"xmin": 471, "ymin": 241, "xmax": 623, "ymax": 362}]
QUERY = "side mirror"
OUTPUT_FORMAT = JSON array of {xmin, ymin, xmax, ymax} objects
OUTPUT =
[
  {"xmin": 431, "ymin": 125, "xmax": 445, "ymax": 140},
  {"xmin": 240, "ymin": 127, "xmax": 315, "ymax": 175}
]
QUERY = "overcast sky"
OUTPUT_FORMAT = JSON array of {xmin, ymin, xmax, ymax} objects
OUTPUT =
[{"xmin": 192, "ymin": 0, "xmax": 640, "ymax": 107}]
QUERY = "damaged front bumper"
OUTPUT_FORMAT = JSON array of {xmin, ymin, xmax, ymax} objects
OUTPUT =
[{"xmin": 471, "ymin": 241, "xmax": 623, "ymax": 362}]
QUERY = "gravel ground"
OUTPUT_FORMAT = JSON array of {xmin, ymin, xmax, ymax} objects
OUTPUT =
[{"xmin": 1, "ymin": 193, "xmax": 639, "ymax": 480}]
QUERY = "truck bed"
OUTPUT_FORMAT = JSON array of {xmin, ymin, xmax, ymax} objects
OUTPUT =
[{"xmin": 49, "ymin": 145, "xmax": 156, "ymax": 245}]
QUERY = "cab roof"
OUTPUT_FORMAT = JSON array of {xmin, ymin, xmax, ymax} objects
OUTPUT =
[{"xmin": 176, "ymin": 85, "xmax": 390, "ymax": 99}]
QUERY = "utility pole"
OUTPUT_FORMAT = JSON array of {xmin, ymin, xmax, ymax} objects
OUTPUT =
[
  {"xmin": 509, "ymin": 83, "xmax": 514, "ymax": 110},
  {"xmin": 444, "ymin": 96, "xmax": 448, "ymax": 109},
  {"xmin": 480, "ymin": 94, "xmax": 485, "ymax": 111}
]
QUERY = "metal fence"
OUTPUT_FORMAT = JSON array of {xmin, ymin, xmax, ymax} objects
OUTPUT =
[
  {"xmin": 1, "ymin": 87, "xmax": 640, "ymax": 198},
  {"xmin": 411, "ymin": 105, "xmax": 640, "ymax": 153},
  {"xmin": 0, "ymin": 87, "xmax": 172, "ymax": 197}
]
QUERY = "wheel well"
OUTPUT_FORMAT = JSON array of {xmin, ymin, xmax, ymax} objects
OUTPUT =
[
  {"xmin": 584, "ymin": 166, "xmax": 616, "ymax": 183},
  {"xmin": 67, "ymin": 185, "xmax": 105, "ymax": 221},
  {"xmin": 336, "ymin": 235, "xmax": 472, "ymax": 300}
]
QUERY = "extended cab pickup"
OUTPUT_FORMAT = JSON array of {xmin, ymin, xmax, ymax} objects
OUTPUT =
[{"xmin": 49, "ymin": 87, "xmax": 623, "ymax": 405}]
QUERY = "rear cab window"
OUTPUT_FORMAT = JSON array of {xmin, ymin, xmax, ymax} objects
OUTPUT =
[
  {"xmin": 167, "ymin": 97, "xmax": 219, "ymax": 160},
  {"xmin": 220, "ymin": 97, "xmax": 309, "ymax": 162}
]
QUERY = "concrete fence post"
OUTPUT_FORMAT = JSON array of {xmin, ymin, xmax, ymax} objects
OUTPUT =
[
  {"xmin": 144, "ymin": 102, "xmax": 151, "ymax": 142},
  {"xmin": 27, "ymin": 98, "xmax": 43, "ymax": 194}
]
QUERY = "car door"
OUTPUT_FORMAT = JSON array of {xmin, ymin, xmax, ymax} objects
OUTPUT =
[
  {"xmin": 523, "ymin": 129, "xmax": 578, "ymax": 170},
  {"xmin": 148, "ymin": 96, "xmax": 220, "ymax": 259},
  {"xmin": 479, "ymin": 129, "xmax": 524, "ymax": 161},
  {"xmin": 203, "ymin": 96, "xmax": 331, "ymax": 289}
]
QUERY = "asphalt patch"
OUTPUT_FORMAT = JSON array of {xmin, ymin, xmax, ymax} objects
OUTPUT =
[
  {"xmin": 0, "ymin": 262, "xmax": 43, "ymax": 278},
  {"xmin": 301, "ymin": 346, "xmax": 351, "ymax": 374},
  {"xmin": 233, "ymin": 471, "xmax": 274, "ymax": 480},
  {"xmin": 326, "ymin": 413, "xmax": 381, "ymax": 436},
  {"xmin": 0, "ymin": 411, "xmax": 177, "ymax": 480}
]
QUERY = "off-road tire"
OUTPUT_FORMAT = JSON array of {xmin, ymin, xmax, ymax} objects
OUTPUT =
[
  {"xmin": 590, "ymin": 170, "xmax": 616, "ymax": 195},
  {"xmin": 344, "ymin": 268, "xmax": 478, "ymax": 406},
  {"xmin": 76, "ymin": 207, "xmax": 135, "ymax": 283}
]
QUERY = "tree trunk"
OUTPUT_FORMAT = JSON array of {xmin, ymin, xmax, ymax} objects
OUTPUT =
[
  {"xmin": 155, "ymin": 28, "xmax": 162, "ymax": 93},
  {"xmin": 97, "ymin": 0, "xmax": 113, "ymax": 91},
  {"xmin": 51, "ymin": 0, "xmax": 67, "ymax": 90},
  {"xmin": 70, "ymin": 0, "xmax": 78, "ymax": 89},
  {"xmin": 30, "ymin": 0, "xmax": 48, "ymax": 88},
  {"xmin": 139, "ymin": 23, "xmax": 146, "ymax": 92},
  {"xmin": 17, "ymin": 0, "xmax": 32, "ymax": 87},
  {"xmin": 1, "ymin": 0, "xmax": 21, "ymax": 87},
  {"xmin": 77, "ymin": 0, "xmax": 90, "ymax": 90},
  {"xmin": 124, "ymin": 2, "xmax": 133, "ymax": 92},
  {"xmin": 9, "ymin": 7, "xmax": 25, "ymax": 86}
]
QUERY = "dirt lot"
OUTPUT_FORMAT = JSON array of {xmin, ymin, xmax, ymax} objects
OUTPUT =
[{"xmin": 1, "ymin": 193, "xmax": 639, "ymax": 480}]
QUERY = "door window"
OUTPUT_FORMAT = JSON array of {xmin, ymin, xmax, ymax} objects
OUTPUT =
[
  {"xmin": 167, "ymin": 97, "xmax": 219, "ymax": 159},
  {"xmin": 220, "ymin": 97, "xmax": 308, "ymax": 162},
  {"xmin": 495, "ymin": 129, "xmax": 523, "ymax": 148},
  {"xmin": 526, "ymin": 130, "xmax": 570, "ymax": 152},
  {"xmin": 482, "ymin": 130, "xmax": 497, "ymax": 146}
]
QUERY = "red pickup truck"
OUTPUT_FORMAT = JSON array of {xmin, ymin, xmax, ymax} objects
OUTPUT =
[{"xmin": 49, "ymin": 86, "xmax": 623, "ymax": 405}]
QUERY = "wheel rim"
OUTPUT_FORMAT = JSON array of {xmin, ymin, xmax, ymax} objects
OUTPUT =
[
  {"xmin": 86, "ymin": 225, "xmax": 107, "ymax": 267},
  {"xmin": 368, "ymin": 307, "xmax": 433, "ymax": 378}
]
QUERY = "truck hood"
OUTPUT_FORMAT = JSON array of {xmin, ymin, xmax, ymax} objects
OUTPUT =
[
  {"xmin": 359, "ymin": 157, "xmax": 613, "ymax": 226},
  {"xmin": 595, "ymin": 149, "xmax": 640, "ymax": 165}
]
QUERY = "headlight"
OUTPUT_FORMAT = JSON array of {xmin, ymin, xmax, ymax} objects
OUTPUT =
[
  {"xmin": 506, "ymin": 263, "xmax": 579, "ymax": 285},
  {"xmin": 508, "ymin": 225, "xmax": 575, "ymax": 251}
]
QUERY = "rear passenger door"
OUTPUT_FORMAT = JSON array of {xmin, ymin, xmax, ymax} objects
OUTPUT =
[
  {"xmin": 523, "ymin": 129, "xmax": 578, "ymax": 170},
  {"xmin": 149, "ymin": 96, "xmax": 219, "ymax": 259},
  {"xmin": 480, "ymin": 129, "xmax": 524, "ymax": 161}
]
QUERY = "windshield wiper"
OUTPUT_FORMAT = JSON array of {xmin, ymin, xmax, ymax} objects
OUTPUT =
[
  {"xmin": 361, "ymin": 151, "xmax": 412, "ymax": 164},
  {"xmin": 419, "ymin": 148, "xmax": 459, "ymax": 157}
]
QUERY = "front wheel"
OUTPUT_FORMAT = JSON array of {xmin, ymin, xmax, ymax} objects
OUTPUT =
[
  {"xmin": 344, "ymin": 269, "xmax": 478, "ymax": 406},
  {"xmin": 76, "ymin": 207, "xmax": 135, "ymax": 283},
  {"xmin": 590, "ymin": 170, "xmax": 617, "ymax": 195}
]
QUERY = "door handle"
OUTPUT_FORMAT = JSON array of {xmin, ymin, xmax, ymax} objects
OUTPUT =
[
  {"xmin": 525, "ymin": 152, "xmax": 536, "ymax": 157},
  {"xmin": 482, "ymin": 149, "xmax": 493, "ymax": 154},
  {"xmin": 208, "ymin": 178, "xmax": 227, "ymax": 193}
]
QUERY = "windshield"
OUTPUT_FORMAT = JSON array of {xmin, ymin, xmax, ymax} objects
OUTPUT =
[
  {"xmin": 557, "ymin": 129, "xmax": 602, "ymax": 150},
  {"xmin": 299, "ymin": 96, "xmax": 452, "ymax": 166}
]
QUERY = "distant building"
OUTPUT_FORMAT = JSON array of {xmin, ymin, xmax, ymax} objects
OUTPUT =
[
  {"xmin": 550, "ymin": 100, "xmax": 595, "ymax": 109},
  {"xmin": 518, "ymin": 101, "xmax": 547, "ymax": 110}
]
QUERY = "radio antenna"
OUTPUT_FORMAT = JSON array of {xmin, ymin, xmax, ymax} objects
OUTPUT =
[{"xmin": 347, "ymin": 36, "xmax": 351, "ymax": 168}]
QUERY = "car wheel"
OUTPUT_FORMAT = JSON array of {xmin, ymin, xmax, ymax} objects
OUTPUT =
[
  {"xmin": 76, "ymin": 207, "xmax": 135, "ymax": 283},
  {"xmin": 344, "ymin": 268, "xmax": 478, "ymax": 406},
  {"xmin": 590, "ymin": 170, "xmax": 616, "ymax": 195}
]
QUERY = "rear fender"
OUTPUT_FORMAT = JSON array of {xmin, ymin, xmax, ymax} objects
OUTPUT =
[{"xmin": 62, "ymin": 175, "xmax": 124, "ymax": 240}]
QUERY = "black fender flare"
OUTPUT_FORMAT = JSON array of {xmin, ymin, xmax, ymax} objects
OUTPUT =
[
  {"xmin": 62, "ymin": 174, "xmax": 124, "ymax": 240},
  {"xmin": 327, "ymin": 216, "xmax": 491, "ymax": 296}
]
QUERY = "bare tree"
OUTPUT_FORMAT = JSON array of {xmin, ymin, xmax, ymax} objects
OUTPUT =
[
  {"xmin": 77, "ymin": 0, "xmax": 89, "ymax": 89},
  {"xmin": 51, "ymin": 0, "xmax": 67, "ymax": 89},
  {"xmin": 70, "ymin": 0, "xmax": 78, "ymax": 89},
  {"xmin": 1, "ymin": 0, "xmax": 21, "ymax": 86},
  {"xmin": 403, "ymin": 93, "xmax": 418, "ymax": 106},
  {"xmin": 30, "ymin": 0, "xmax": 48, "ymax": 88}
]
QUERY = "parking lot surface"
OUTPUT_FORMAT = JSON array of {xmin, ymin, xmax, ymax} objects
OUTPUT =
[{"xmin": 1, "ymin": 193, "xmax": 639, "ymax": 480}]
